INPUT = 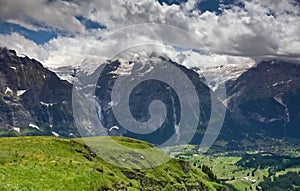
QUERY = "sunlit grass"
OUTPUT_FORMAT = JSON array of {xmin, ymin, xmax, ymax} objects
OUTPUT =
[{"xmin": 0, "ymin": 136, "xmax": 225, "ymax": 191}]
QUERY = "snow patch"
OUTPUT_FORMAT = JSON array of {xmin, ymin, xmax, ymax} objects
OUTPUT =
[
  {"xmin": 268, "ymin": 118, "xmax": 279, "ymax": 123},
  {"xmin": 40, "ymin": 101, "xmax": 54, "ymax": 107},
  {"xmin": 17, "ymin": 90, "xmax": 27, "ymax": 96},
  {"xmin": 271, "ymin": 80, "xmax": 292, "ymax": 88},
  {"xmin": 111, "ymin": 59, "xmax": 134, "ymax": 76},
  {"xmin": 109, "ymin": 126, "xmax": 119, "ymax": 131},
  {"xmin": 5, "ymin": 87, "xmax": 13, "ymax": 95},
  {"xmin": 136, "ymin": 62, "xmax": 154, "ymax": 77},
  {"xmin": 29, "ymin": 123, "xmax": 40, "ymax": 130},
  {"xmin": 273, "ymin": 96, "xmax": 285, "ymax": 106},
  {"xmin": 13, "ymin": 127, "xmax": 20, "ymax": 133},
  {"xmin": 10, "ymin": 66, "xmax": 17, "ymax": 70},
  {"xmin": 52, "ymin": 131, "xmax": 59, "ymax": 137}
]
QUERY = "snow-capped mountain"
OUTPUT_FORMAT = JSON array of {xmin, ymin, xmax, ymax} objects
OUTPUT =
[
  {"xmin": 172, "ymin": 51, "xmax": 255, "ymax": 96},
  {"xmin": 1, "ymin": 47, "xmax": 300, "ymax": 147},
  {"xmin": 51, "ymin": 50, "xmax": 255, "ymax": 96},
  {"xmin": 199, "ymin": 63, "xmax": 255, "ymax": 93},
  {"xmin": 0, "ymin": 47, "xmax": 77, "ymax": 137},
  {"xmin": 74, "ymin": 55, "xmax": 216, "ymax": 145}
]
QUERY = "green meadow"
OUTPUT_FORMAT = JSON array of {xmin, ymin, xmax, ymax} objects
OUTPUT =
[{"xmin": 0, "ymin": 136, "xmax": 226, "ymax": 191}]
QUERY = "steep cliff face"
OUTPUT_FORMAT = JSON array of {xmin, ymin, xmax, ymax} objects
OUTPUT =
[
  {"xmin": 0, "ymin": 47, "xmax": 76, "ymax": 137},
  {"xmin": 93, "ymin": 57, "xmax": 213, "ymax": 145},
  {"xmin": 72, "ymin": 55, "xmax": 243, "ymax": 146},
  {"xmin": 226, "ymin": 60, "xmax": 300, "ymax": 138}
]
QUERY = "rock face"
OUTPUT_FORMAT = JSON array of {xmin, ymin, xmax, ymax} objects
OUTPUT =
[
  {"xmin": 226, "ymin": 60, "xmax": 300, "ymax": 138},
  {"xmin": 0, "ymin": 47, "xmax": 76, "ymax": 137},
  {"xmin": 73, "ymin": 55, "xmax": 241, "ymax": 146},
  {"xmin": 94, "ymin": 56, "xmax": 214, "ymax": 145}
]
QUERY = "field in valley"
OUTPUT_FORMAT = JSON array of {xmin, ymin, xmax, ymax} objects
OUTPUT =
[{"xmin": 165, "ymin": 142, "xmax": 300, "ymax": 191}]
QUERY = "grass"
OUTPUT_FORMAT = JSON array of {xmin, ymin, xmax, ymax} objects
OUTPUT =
[{"xmin": 0, "ymin": 136, "xmax": 226, "ymax": 191}]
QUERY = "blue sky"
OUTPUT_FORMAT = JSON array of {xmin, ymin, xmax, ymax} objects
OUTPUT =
[
  {"xmin": 0, "ymin": 16, "xmax": 106, "ymax": 45},
  {"xmin": 0, "ymin": 22, "xmax": 57, "ymax": 45}
]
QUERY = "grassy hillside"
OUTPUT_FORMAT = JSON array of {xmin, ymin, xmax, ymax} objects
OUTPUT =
[{"xmin": 0, "ymin": 136, "xmax": 227, "ymax": 191}]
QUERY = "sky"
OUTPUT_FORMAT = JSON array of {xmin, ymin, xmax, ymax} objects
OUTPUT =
[{"xmin": 0, "ymin": 0, "xmax": 300, "ymax": 69}]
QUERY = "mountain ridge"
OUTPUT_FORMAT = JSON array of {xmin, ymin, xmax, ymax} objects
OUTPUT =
[
  {"xmin": 1, "ymin": 47, "xmax": 300, "ymax": 150},
  {"xmin": 0, "ymin": 47, "xmax": 77, "ymax": 137}
]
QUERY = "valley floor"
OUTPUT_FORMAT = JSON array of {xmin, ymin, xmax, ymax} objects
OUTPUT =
[{"xmin": 166, "ymin": 141, "xmax": 300, "ymax": 191}]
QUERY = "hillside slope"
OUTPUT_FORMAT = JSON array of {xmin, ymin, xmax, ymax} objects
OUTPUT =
[{"xmin": 0, "ymin": 136, "xmax": 227, "ymax": 191}]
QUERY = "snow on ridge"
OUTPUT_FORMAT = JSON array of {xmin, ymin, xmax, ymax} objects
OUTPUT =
[
  {"xmin": 270, "ymin": 79, "xmax": 293, "ymax": 88},
  {"xmin": 10, "ymin": 66, "xmax": 17, "ymax": 70},
  {"xmin": 40, "ymin": 101, "xmax": 54, "ymax": 107},
  {"xmin": 48, "ymin": 56, "xmax": 106, "ymax": 83},
  {"xmin": 111, "ymin": 59, "xmax": 134, "ymax": 76},
  {"xmin": 172, "ymin": 51, "xmax": 255, "ymax": 93}
]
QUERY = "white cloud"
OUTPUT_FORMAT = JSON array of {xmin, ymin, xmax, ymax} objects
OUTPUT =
[
  {"xmin": 6, "ymin": 19, "xmax": 44, "ymax": 32},
  {"xmin": 0, "ymin": 0, "xmax": 84, "ymax": 33},
  {"xmin": 0, "ymin": 32, "xmax": 48, "ymax": 61},
  {"xmin": 0, "ymin": 0, "xmax": 300, "ymax": 70}
]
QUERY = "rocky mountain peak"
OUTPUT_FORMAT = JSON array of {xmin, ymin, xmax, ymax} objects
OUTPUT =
[
  {"xmin": 0, "ymin": 47, "xmax": 76, "ymax": 137},
  {"xmin": 226, "ymin": 60, "xmax": 300, "ymax": 139}
]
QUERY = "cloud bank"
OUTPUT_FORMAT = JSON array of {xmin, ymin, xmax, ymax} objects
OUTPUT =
[{"xmin": 0, "ymin": 0, "xmax": 299, "ymax": 70}]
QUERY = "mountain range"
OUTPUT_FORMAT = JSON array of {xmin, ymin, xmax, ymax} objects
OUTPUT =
[{"xmin": 0, "ymin": 47, "xmax": 299, "ymax": 149}]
